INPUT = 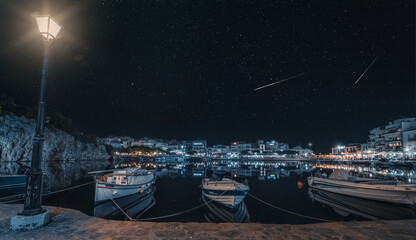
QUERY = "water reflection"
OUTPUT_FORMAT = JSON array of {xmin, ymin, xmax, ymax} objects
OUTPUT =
[
  {"xmin": 94, "ymin": 186, "xmax": 155, "ymax": 219},
  {"xmin": 42, "ymin": 158, "xmax": 416, "ymax": 224},
  {"xmin": 308, "ymin": 188, "xmax": 416, "ymax": 220},
  {"xmin": 202, "ymin": 193, "xmax": 250, "ymax": 223}
]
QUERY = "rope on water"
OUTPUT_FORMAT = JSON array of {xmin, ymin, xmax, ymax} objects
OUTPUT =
[
  {"xmin": 246, "ymin": 192, "xmax": 333, "ymax": 222},
  {"xmin": 111, "ymin": 185, "xmax": 234, "ymax": 221},
  {"xmin": 43, "ymin": 181, "xmax": 95, "ymax": 196},
  {"xmin": 0, "ymin": 194, "xmax": 25, "ymax": 202},
  {"xmin": 2, "ymin": 198, "xmax": 24, "ymax": 204},
  {"xmin": 110, "ymin": 198, "xmax": 134, "ymax": 221},
  {"xmin": 2, "ymin": 181, "xmax": 95, "ymax": 204}
]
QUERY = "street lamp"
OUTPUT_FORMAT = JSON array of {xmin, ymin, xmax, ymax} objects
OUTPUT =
[
  {"xmin": 35, "ymin": 15, "xmax": 62, "ymax": 41},
  {"xmin": 11, "ymin": 15, "xmax": 62, "ymax": 231}
]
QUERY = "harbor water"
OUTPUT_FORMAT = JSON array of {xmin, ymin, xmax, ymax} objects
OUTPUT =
[{"xmin": 38, "ymin": 159, "xmax": 416, "ymax": 224}]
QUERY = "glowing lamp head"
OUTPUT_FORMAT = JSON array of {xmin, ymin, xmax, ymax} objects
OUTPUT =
[{"xmin": 34, "ymin": 15, "xmax": 62, "ymax": 41}]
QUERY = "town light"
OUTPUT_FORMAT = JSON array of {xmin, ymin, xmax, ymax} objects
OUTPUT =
[{"xmin": 34, "ymin": 15, "xmax": 62, "ymax": 41}]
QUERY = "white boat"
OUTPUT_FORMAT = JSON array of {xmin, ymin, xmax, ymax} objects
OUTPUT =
[
  {"xmin": 308, "ymin": 188, "xmax": 416, "ymax": 220},
  {"xmin": 94, "ymin": 187, "xmax": 155, "ymax": 219},
  {"xmin": 308, "ymin": 170, "xmax": 416, "ymax": 206},
  {"xmin": 202, "ymin": 193, "xmax": 250, "ymax": 223},
  {"xmin": 202, "ymin": 177, "xmax": 249, "ymax": 208},
  {"xmin": 91, "ymin": 168, "xmax": 156, "ymax": 204}
]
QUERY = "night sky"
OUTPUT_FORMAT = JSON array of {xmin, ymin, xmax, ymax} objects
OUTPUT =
[{"xmin": 0, "ymin": 0, "xmax": 414, "ymax": 153}]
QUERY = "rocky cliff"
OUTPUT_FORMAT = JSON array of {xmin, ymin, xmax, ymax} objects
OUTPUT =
[{"xmin": 0, "ymin": 114, "xmax": 112, "ymax": 190}]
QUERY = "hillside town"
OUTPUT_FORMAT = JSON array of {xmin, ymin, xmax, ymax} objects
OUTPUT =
[
  {"xmin": 97, "ymin": 117, "xmax": 416, "ymax": 161},
  {"xmin": 97, "ymin": 136, "xmax": 313, "ymax": 159}
]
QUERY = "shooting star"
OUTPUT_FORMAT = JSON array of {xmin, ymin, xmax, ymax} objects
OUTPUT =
[
  {"xmin": 354, "ymin": 57, "xmax": 378, "ymax": 85},
  {"xmin": 254, "ymin": 73, "xmax": 305, "ymax": 91}
]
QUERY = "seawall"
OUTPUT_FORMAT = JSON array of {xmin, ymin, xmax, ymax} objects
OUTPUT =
[{"xmin": 1, "ymin": 203, "xmax": 415, "ymax": 239}]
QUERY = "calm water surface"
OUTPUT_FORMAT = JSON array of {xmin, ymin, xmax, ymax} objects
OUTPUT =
[{"xmin": 39, "ymin": 161, "xmax": 416, "ymax": 224}]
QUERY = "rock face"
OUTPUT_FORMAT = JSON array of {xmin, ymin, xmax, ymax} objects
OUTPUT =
[{"xmin": 0, "ymin": 114, "xmax": 111, "ymax": 190}]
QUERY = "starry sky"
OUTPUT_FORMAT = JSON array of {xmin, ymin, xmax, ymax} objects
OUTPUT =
[{"xmin": 0, "ymin": 0, "xmax": 414, "ymax": 153}]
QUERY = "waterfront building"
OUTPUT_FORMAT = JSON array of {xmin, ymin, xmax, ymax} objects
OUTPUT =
[
  {"xmin": 97, "ymin": 136, "xmax": 134, "ymax": 149},
  {"xmin": 230, "ymin": 142, "xmax": 252, "ymax": 154},
  {"xmin": 345, "ymin": 143, "xmax": 361, "ymax": 154},
  {"xmin": 331, "ymin": 145, "xmax": 345, "ymax": 155},
  {"xmin": 211, "ymin": 144, "xmax": 230, "ymax": 155},
  {"xmin": 136, "ymin": 137, "xmax": 157, "ymax": 148},
  {"xmin": 155, "ymin": 142, "xmax": 169, "ymax": 151},
  {"xmin": 182, "ymin": 140, "xmax": 207, "ymax": 154},
  {"xmin": 256, "ymin": 140, "xmax": 266, "ymax": 154},
  {"xmin": 167, "ymin": 144, "xmax": 185, "ymax": 154},
  {"xmin": 291, "ymin": 146, "xmax": 314, "ymax": 157},
  {"xmin": 331, "ymin": 143, "xmax": 361, "ymax": 160},
  {"xmin": 264, "ymin": 140, "xmax": 289, "ymax": 153},
  {"xmin": 132, "ymin": 137, "xmax": 167, "ymax": 150},
  {"xmin": 361, "ymin": 118, "xmax": 416, "ymax": 155}
]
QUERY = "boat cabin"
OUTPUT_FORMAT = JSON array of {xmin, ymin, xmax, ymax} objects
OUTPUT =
[{"xmin": 106, "ymin": 171, "xmax": 128, "ymax": 185}]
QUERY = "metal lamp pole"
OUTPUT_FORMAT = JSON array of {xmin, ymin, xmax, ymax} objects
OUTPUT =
[
  {"xmin": 19, "ymin": 15, "xmax": 62, "ymax": 216},
  {"xmin": 20, "ymin": 40, "xmax": 49, "ymax": 216}
]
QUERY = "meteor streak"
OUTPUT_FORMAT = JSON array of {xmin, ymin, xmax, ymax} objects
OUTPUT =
[
  {"xmin": 354, "ymin": 57, "xmax": 378, "ymax": 85},
  {"xmin": 254, "ymin": 73, "xmax": 305, "ymax": 91}
]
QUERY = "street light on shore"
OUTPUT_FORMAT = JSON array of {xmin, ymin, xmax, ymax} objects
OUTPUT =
[
  {"xmin": 11, "ymin": 15, "xmax": 62, "ymax": 230},
  {"xmin": 35, "ymin": 15, "xmax": 62, "ymax": 41}
]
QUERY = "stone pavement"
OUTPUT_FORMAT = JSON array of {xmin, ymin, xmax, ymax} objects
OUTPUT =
[{"xmin": 1, "ymin": 203, "xmax": 415, "ymax": 239}]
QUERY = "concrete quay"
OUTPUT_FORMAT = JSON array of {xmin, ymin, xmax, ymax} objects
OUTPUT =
[{"xmin": 1, "ymin": 203, "xmax": 415, "ymax": 240}]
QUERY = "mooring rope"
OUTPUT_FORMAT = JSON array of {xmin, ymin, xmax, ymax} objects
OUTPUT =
[
  {"xmin": 43, "ymin": 181, "xmax": 95, "ymax": 196},
  {"xmin": 2, "ymin": 181, "xmax": 95, "ymax": 204},
  {"xmin": 111, "ymin": 184, "xmax": 234, "ymax": 221},
  {"xmin": 0, "ymin": 194, "xmax": 24, "ymax": 202},
  {"xmin": 110, "ymin": 198, "xmax": 135, "ymax": 221},
  {"xmin": 245, "ymin": 192, "xmax": 333, "ymax": 222},
  {"xmin": 2, "ymin": 179, "xmax": 334, "ymax": 223}
]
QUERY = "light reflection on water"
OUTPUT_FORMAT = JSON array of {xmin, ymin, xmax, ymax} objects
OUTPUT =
[{"xmin": 42, "ymin": 159, "xmax": 416, "ymax": 224}]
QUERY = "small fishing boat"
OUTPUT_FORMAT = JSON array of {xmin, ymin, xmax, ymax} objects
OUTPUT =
[
  {"xmin": 202, "ymin": 177, "xmax": 249, "ymax": 208},
  {"xmin": 308, "ymin": 170, "xmax": 416, "ymax": 206},
  {"xmin": 90, "ymin": 168, "xmax": 156, "ymax": 205},
  {"xmin": 308, "ymin": 188, "xmax": 416, "ymax": 220},
  {"xmin": 202, "ymin": 193, "xmax": 250, "ymax": 223},
  {"xmin": 94, "ymin": 186, "xmax": 156, "ymax": 219}
]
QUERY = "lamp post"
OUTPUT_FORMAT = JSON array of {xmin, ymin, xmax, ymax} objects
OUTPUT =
[{"xmin": 11, "ymin": 15, "xmax": 62, "ymax": 230}]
